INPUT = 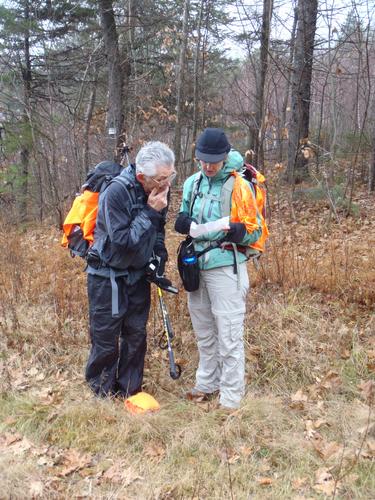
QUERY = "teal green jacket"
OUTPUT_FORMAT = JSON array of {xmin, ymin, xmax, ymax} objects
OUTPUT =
[{"xmin": 178, "ymin": 150, "xmax": 262, "ymax": 270}]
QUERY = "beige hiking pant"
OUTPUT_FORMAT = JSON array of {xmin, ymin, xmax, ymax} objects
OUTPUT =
[{"xmin": 188, "ymin": 262, "xmax": 249, "ymax": 408}]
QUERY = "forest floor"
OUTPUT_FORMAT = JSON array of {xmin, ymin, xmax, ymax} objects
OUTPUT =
[{"xmin": 0, "ymin": 167, "xmax": 374, "ymax": 499}]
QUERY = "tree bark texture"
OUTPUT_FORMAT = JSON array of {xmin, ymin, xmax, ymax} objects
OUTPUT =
[
  {"xmin": 19, "ymin": 0, "xmax": 32, "ymax": 222},
  {"xmin": 83, "ymin": 83, "xmax": 97, "ymax": 174},
  {"xmin": 174, "ymin": 0, "xmax": 190, "ymax": 172},
  {"xmin": 279, "ymin": 5, "xmax": 297, "ymax": 162},
  {"xmin": 370, "ymin": 137, "xmax": 375, "ymax": 192},
  {"xmin": 98, "ymin": 0, "xmax": 125, "ymax": 161},
  {"xmin": 254, "ymin": 0, "xmax": 273, "ymax": 169},
  {"xmin": 192, "ymin": 0, "xmax": 204, "ymax": 147},
  {"xmin": 287, "ymin": 0, "xmax": 318, "ymax": 183}
]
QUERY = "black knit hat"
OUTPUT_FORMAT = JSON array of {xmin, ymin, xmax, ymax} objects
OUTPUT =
[{"xmin": 195, "ymin": 128, "xmax": 231, "ymax": 162}]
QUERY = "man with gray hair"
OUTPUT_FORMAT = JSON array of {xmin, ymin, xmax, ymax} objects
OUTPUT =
[{"xmin": 85, "ymin": 141, "xmax": 176, "ymax": 398}]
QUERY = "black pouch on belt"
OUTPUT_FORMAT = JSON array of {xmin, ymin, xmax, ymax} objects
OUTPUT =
[
  {"xmin": 177, "ymin": 236, "xmax": 226, "ymax": 292},
  {"xmin": 177, "ymin": 237, "xmax": 200, "ymax": 292}
]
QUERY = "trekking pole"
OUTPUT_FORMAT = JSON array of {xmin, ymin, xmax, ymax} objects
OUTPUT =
[
  {"xmin": 157, "ymin": 286, "xmax": 182, "ymax": 380},
  {"xmin": 120, "ymin": 144, "xmax": 132, "ymax": 167}
]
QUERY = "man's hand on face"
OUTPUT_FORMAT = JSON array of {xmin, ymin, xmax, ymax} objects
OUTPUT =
[{"xmin": 147, "ymin": 186, "xmax": 169, "ymax": 212}]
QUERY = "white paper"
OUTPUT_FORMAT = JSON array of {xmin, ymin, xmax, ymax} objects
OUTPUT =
[{"xmin": 189, "ymin": 216, "xmax": 230, "ymax": 238}]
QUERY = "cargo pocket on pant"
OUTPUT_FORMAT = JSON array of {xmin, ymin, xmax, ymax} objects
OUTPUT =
[
  {"xmin": 229, "ymin": 318, "xmax": 243, "ymax": 343},
  {"xmin": 220, "ymin": 318, "xmax": 244, "ymax": 369}
]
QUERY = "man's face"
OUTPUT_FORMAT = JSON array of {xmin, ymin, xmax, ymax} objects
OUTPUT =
[
  {"xmin": 198, "ymin": 159, "xmax": 225, "ymax": 177},
  {"xmin": 136, "ymin": 164, "xmax": 176, "ymax": 194}
]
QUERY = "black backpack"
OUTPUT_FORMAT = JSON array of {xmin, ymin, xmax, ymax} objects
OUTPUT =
[{"xmin": 61, "ymin": 161, "xmax": 124, "ymax": 257}]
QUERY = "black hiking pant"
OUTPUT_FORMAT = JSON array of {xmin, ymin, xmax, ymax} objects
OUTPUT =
[{"xmin": 85, "ymin": 274, "xmax": 151, "ymax": 398}]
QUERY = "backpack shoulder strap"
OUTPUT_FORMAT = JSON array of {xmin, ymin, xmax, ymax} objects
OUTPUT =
[
  {"xmin": 189, "ymin": 172, "xmax": 203, "ymax": 215},
  {"xmin": 220, "ymin": 173, "xmax": 258, "ymax": 217},
  {"xmin": 110, "ymin": 171, "xmax": 143, "ymax": 208},
  {"xmin": 220, "ymin": 175, "xmax": 235, "ymax": 217}
]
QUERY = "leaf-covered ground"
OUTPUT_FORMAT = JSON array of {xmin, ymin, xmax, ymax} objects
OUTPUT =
[{"xmin": 0, "ymin": 172, "xmax": 374, "ymax": 499}]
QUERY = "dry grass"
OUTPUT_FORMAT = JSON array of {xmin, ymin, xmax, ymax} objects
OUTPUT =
[{"xmin": 0, "ymin": 185, "xmax": 374, "ymax": 498}]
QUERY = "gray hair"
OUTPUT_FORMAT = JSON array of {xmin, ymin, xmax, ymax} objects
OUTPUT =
[{"xmin": 135, "ymin": 141, "xmax": 175, "ymax": 176}]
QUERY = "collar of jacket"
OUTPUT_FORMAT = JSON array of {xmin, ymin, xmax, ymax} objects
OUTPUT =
[{"xmin": 199, "ymin": 149, "xmax": 244, "ymax": 183}]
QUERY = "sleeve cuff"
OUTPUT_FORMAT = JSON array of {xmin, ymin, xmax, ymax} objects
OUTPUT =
[{"xmin": 143, "ymin": 205, "xmax": 163, "ymax": 226}]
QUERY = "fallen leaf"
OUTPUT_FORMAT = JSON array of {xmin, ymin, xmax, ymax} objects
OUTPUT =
[
  {"xmin": 311, "ymin": 436, "xmax": 342, "ymax": 460},
  {"xmin": 313, "ymin": 468, "xmax": 342, "ymax": 496},
  {"xmin": 340, "ymin": 348, "xmax": 351, "ymax": 359},
  {"xmin": 0, "ymin": 432, "xmax": 22, "ymax": 447},
  {"xmin": 29, "ymin": 481, "xmax": 44, "ymax": 497},
  {"xmin": 313, "ymin": 481, "xmax": 336, "ymax": 496},
  {"xmin": 357, "ymin": 420, "xmax": 375, "ymax": 436},
  {"xmin": 358, "ymin": 380, "xmax": 374, "ymax": 403},
  {"xmin": 3, "ymin": 417, "xmax": 17, "ymax": 425},
  {"xmin": 239, "ymin": 446, "xmax": 252, "ymax": 457},
  {"xmin": 228, "ymin": 453, "xmax": 240, "ymax": 464},
  {"xmin": 292, "ymin": 497, "xmax": 315, "ymax": 500},
  {"xmin": 313, "ymin": 419, "xmax": 329, "ymax": 430},
  {"xmin": 292, "ymin": 389, "xmax": 308, "ymax": 401},
  {"xmin": 257, "ymin": 477, "xmax": 273, "ymax": 486},
  {"xmin": 258, "ymin": 459, "xmax": 272, "ymax": 473},
  {"xmin": 315, "ymin": 468, "xmax": 333, "ymax": 483},
  {"xmin": 144, "ymin": 442, "xmax": 165, "ymax": 462},
  {"xmin": 58, "ymin": 449, "xmax": 93, "ymax": 476},
  {"xmin": 8, "ymin": 437, "xmax": 33, "ymax": 455},
  {"xmin": 292, "ymin": 477, "xmax": 308, "ymax": 490},
  {"xmin": 361, "ymin": 439, "xmax": 375, "ymax": 459},
  {"xmin": 47, "ymin": 411, "xmax": 59, "ymax": 423},
  {"xmin": 320, "ymin": 371, "xmax": 342, "ymax": 391},
  {"xmin": 37, "ymin": 455, "xmax": 54, "ymax": 467},
  {"xmin": 249, "ymin": 346, "xmax": 261, "ymax": 356},
  {"xmin": 174, "ymin": 358, "xmax": 188, "ymax": 367},
  {"xmin": 44, "ymin": 477, "xmax": 65, "ymax": 493},
  {"xmin": 102, "ymin": 462, "xmax": 143, "ymax": 485},
  {"xmin": 304, "ymin": 420, "xmax": 316, "ymax": 439},
  {"xmin": 290, "ymin": 390, "xmax": 308, "ymax": 409}
]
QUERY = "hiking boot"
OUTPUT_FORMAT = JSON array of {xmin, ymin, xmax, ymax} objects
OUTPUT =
[
  {"xmin": 216, "ymin": 404, "xmax": 240, "ymax": 418},
  {"xmin": 185, "ymin": 388, "xmax": 219, "ymax": 402}
]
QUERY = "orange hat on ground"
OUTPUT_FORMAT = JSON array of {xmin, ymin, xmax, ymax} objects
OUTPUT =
[{"xmin": 124, "ymin": 392, "xmax": 160, "ymax": 414}]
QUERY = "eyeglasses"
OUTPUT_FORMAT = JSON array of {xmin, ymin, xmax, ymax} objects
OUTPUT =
[
  {"xmin": 196, "ymin": 159, "xmax": 224, "ymax": 168},
  {"xmin": 148, "ymin": 171, "xmax": 177, "ymax": 187}
]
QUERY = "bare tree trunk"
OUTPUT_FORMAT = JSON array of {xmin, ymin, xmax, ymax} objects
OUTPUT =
[
  {"xmin": 192, "ymin": 0, "xmax": 204, "ymax": 148},
  {"xmin": 346, "ymin": 22, "xmax": 372, "ymax": 208},
  {"xmin": 287, "ymin": 0, "xmax": 318, "ymax": 184},
  {"xmin": 279, "ymin": 4, "xmax": 297, "ymax": 162},
  {"xmin": 254, "ymin": 0, "xmax": 273, "ymax": 169},
  {"xmin": 371, "ymin": 124, "xmax": 375, "ymax": 192},
  {"xmin": 98, "ymin": 0, "xmax": 125, "ymax": 161},
  {"xmin": 174, "ymin": 0, "xmax": 190, "ymax": 171},
  {"xmin": 19, "ymin": 0, "xmax": 32, "ymax": 222},
  {"xmin": 82, "ymin": 82, "xmax": 97, "ymax": 174}
]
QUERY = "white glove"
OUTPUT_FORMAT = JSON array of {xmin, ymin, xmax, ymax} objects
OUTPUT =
[{"xmin": 189, "ymin": 216, "xmax": 230, "ymax": 238}]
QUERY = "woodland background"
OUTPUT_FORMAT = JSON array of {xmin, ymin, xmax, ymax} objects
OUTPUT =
[
  {"xmin": 0, "ymin": 1, "xmax": 374, "ymax": 499},
  {"xmin": 0, "ymin": 0, "xmax": 375, "ymax": 222}
]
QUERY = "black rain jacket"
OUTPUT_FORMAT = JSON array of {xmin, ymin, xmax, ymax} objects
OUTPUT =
[{"xmin": 89, "ymin": 164, "xmax": 167, "ymax": 272}]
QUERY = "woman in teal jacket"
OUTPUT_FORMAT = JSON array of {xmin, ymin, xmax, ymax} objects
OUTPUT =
[{"xmin": 175, "ymin": 128, "xmax": 262, "ymax": 409}]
